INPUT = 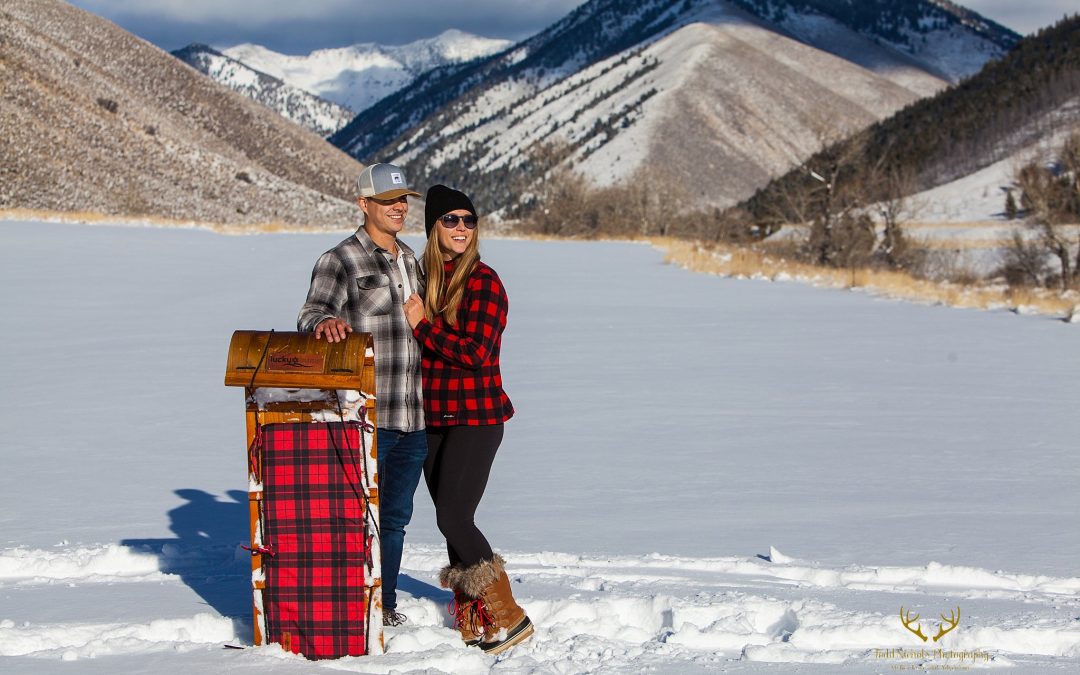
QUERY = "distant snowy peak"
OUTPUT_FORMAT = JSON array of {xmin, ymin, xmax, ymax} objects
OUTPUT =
[
  {"xmin": 386, "ymin": 29, "xmax": 514, "ymax": 73},
  {"xmin": 172, "ymin": 44, "xmax": 354, "ymax": 137},
  {"xmin": 221, "ymin": 30, "xmax": 512, "ymax": 114}
]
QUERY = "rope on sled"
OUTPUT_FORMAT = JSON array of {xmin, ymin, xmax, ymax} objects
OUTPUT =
[{"xmin": 332, "ymin": 393, "xmax": 380, "ymax": 576}]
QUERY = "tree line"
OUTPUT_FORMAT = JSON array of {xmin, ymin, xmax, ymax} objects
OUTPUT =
[{"xmin": 742, "ymin": 14, "xmax": 1080, "ymax": 223}]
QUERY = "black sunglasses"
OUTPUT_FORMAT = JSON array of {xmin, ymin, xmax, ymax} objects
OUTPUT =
[{"xmin": 439, "ymin": 214, "xmax": 479, "ymax": 229}]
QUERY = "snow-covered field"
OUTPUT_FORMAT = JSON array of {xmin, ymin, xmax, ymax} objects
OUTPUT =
[{"xmin": 1, "ymin": 220, "xmax": 1078, "ymax": 673}]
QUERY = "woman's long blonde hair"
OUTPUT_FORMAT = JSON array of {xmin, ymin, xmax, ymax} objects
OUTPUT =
[{"xmin": 423, "ymin": 221, "xmax": 480, "ymax": 327}]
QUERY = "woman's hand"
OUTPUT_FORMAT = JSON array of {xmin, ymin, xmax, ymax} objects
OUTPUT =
[{"xmin": 403, "ymin": 293, "xmax": 425, "ymax": 329}]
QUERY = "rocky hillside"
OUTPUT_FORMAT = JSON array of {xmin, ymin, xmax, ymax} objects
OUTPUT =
[
  {"xmin": 172, "ymin": 44, "xmax": 355, "ymax": 137},
  {"xmin": 331, "ymin": 0, "xmax": 1018, "ymax": 215},
  {"xmin": 0, "ymin": 0, "xmax": 363, "ymax": 227}
]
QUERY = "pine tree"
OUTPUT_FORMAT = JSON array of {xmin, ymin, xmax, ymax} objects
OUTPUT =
[{"xmin": 1005, "ymin": 190, "xmax": 1018, "ymax": 219}]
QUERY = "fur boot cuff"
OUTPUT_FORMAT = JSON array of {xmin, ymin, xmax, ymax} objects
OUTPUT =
[{"xmin": 452, "ymin": 554, "xmax": 505, "ymax": 598}]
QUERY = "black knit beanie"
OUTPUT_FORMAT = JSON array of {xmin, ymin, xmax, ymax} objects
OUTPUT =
[{"xmin": 425, "ymin": 184, "xmax": 477, "ymax": 236}]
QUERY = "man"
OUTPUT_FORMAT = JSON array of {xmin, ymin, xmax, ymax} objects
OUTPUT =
[{"xmin": 297, "ymin": 163, "xmax": 426, "ymax": 627}]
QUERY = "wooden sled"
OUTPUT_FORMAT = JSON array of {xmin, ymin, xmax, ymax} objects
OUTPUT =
[{"xmin": 224, "ymin": 330, "xmax": 382, "ymax": 658}]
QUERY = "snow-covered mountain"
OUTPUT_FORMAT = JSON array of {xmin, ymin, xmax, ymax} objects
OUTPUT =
[
  {"xmin": 172, "ymin": 44, "xmax": 355, "ymax": 137},
  {"xmin": 221, "ymin": 30, "xmax": 513, "ymax": 115},
  {"xmin": 726, "ymin": 0, "xmax": 1018, "ymax": 82},
  {"xmin": 331, "ymin": 0, "xmax": 1018, "ymax": 214}
]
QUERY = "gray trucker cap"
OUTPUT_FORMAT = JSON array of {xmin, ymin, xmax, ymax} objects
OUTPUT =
[{"xmin": 356, "ymin": 163, "xmax": 422, "ymax": 200}]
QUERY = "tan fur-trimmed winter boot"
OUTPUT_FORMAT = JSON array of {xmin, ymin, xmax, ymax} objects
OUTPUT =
[
  {"xmin": 439, "ymin": 563, "xmax": 491, "ymax": 647},
  {"xmin": 452, "ymin": 589, "xmax": 489, "ymax": 646},
  {"xmin": 475, "ymin": 555, "xmax": 533, "ymax": 654}
]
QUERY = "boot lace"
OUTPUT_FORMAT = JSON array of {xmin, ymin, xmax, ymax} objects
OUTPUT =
[
  {"xmin": 382, "ymin": 608, "xmax": 407, "ymax": 627},
  {"xmin": 450, "ymin": 596, "xmax": 493, "ymax": 637}
]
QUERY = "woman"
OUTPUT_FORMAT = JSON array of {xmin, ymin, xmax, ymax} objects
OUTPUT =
[{"xmin": 403, "ymin": 184, "xmax": 533, "ymax": 654}]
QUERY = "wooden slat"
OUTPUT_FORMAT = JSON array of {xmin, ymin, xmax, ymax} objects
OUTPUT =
[{"xmin": 248, "ymin": 496, "xmax": 265, "ymax": 646}]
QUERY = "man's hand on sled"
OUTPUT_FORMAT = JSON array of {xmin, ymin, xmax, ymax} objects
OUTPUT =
[{"xmin": 315, "ymin": 317, "xmax": 352, "ymax": 342}]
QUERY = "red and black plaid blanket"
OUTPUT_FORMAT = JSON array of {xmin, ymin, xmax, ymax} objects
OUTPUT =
[{"xmin": 260, "ymin": 422, "xmax": 369, "ymax": 659}]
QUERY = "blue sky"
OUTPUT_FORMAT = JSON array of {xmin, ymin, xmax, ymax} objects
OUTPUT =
[
  {"xmin": 67, "ymin": 0, "xmax": 1076, "ymax": 54},
  {"xmin": 66, "ymin": 0, "xmax": 584, "ymax": 53}
]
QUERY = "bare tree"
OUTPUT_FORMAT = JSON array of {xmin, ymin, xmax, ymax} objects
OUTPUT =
[
  {"xmin": 524, "ymin": 165, "xmax": 589, "ymax": 236},
  {"xmin": 872, "ymin": 166, "xmax": 920, "ymax": 269},
  {"xmin": 1015, "ymin": 135, "xmax": 1080, "ymax": 291},
  {"xmin": 623, "ymin": 164, "xmax": 690, "ymax": 237},
  {"xmin": 1065, "ymin": 134, "xmax": 1080, "ymax": 276},
  {"xmin": 797, "ymin": 124, "xmax": 882, "ymax": 267},
  {"xmin": 756, "ymin": 170, "xmax": 818, "ymax": 236},
  {"xmin": 707, "ymin": 206, "xmax": 756, "ymax": 243},
  {"xmin": 1001, "ymin": 230, "xmax": 1051, "ymax": 287},
  {"xmin": 804, "ymin": 159, "xmax": 874, "ymax": 267}
]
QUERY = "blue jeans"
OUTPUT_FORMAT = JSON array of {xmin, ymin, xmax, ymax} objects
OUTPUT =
[{"xmin": 376, "ymin": 428, "xmax": 427, "ymax": 611}]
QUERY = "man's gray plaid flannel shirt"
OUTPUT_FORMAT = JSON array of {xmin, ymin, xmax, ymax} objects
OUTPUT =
[{"xmin": 297, "ymin": 227, "xmax": 425, "ymax": 432}]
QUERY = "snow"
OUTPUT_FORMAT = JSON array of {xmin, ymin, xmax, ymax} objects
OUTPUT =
[
  {"xmin": 222, "ymin": 31, "xmax": 511, "ymax": 114},
  {"xmin": 1, "ymin": 219, "xmax": 1078, "ymax": 673},
  {"xmin": 570, "ymin": 23, "xmax": 715, "ymax": 185},
  {"xmin": 880, "ymin": 120, "xmax": 1080, "ymax": 274},
  {"xmin": 200, "ymin": 54, "xmax": 262, "ymax": 90},
  {"xmin": 186, "ymin": 49, "xmax": 354, "ymax": 137},
  {"xmin": 767, "ymin": 0, "xmax": 1010, "ymax": 83},
  {"xmin": 893, "ymin": 23, "xmax": 1003, "ymax": 83},
  {"xmin": 773, "ymin": 10, "xmax": 949, "ymax": 93},
  {"xmin": 905, "ymin": 122, "xmax": 1080, "ymax": 224}
]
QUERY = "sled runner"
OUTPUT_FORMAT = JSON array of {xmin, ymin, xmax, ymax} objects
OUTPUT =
[{"xmin": 225, "ymin": 330, "xmax": 382, "ymax": 658}]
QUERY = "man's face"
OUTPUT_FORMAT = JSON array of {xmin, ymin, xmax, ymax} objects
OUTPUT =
[{"xmin": 358, "ymin": 194, "xmax": 408, "ymax": 239}]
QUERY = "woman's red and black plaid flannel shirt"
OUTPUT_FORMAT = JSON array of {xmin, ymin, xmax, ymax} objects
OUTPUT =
[{"xmin": 412, "ymin": 260, "xmax": 514, "ymax": 427}]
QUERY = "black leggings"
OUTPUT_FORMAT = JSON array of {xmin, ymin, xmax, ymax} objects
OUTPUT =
[{"xmin": 424, "ymin": 424, "xmax": 502, "ymax": 568}]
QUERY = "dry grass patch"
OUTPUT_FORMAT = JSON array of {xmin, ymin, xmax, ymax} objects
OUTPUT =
[
  {"xmin": 654, "ymin": 237, "xmax": 1079, "ymax": 321},
  {"xmin": 0, "ymin": 208, "xmax": 347, "ymax": 235}
]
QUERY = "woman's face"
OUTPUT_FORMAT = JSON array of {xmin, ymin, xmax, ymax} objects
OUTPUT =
[{"xmin": 437, "ymin": 209, "xmax": 476, "ymax": 261}]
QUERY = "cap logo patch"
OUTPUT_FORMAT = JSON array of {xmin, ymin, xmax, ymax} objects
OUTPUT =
[{"xmin": 390, "ymin": 172, "xmax": 404, "ymax": 185}]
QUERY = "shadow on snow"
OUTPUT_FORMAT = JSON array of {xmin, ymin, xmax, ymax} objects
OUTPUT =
[
  {"xmin": 120, "ymin": 488, "xmax": 448, "ymax": 638},
  {"xmin": 121, "ymin": 489, "xmax": 251, "ymax": 639}
]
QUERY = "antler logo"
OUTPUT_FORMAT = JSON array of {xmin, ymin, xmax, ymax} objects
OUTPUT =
[{"xmin": 900, "ymin": 606, "xmax": 960, "ymax": 642}]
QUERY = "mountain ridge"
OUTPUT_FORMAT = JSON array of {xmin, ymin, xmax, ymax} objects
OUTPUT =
[
  {"xmin": 728, "ymin": 0, "xmax": 1018, "ymax": 81},
  {"xmin": 172, "ymin": 44, "xmax": 355, "ymax": 137},
  {"xmin": 330, "ymin": 0, "xmax": 1017, "ymax": 215}
]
